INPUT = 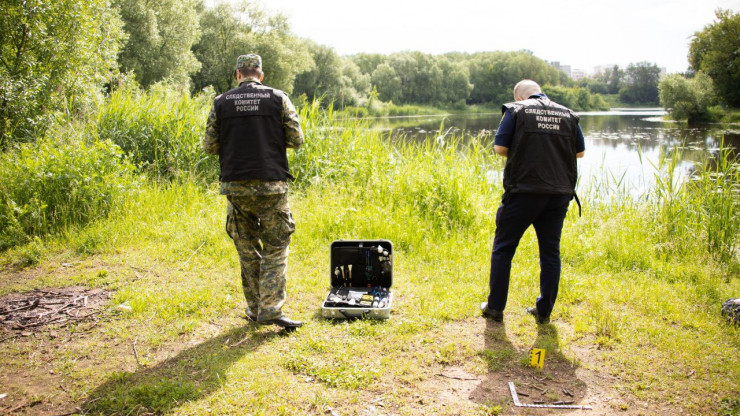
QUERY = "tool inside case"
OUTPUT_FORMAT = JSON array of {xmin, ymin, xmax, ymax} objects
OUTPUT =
[{"xmin": 324, "ymin": 241, "xmax": 392, "ymax": 310}]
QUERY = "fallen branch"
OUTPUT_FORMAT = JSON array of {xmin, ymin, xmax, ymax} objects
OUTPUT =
[
  {"xmin": 34, "ymin": 289, "xmax": 63, "ymax": 296},
  {"xmin": 230, "ymin": 336, "xmax": 251, "ymax": 348},
  {"xmin": 180, "ymin": 241, "xmax": 206, "ymax": 270},
  {"xmin": 509, "ymin": 382, "xmax": 592, "ymax": 410},
  {"xmin": 14, "ymin": 316, "xmax": 68, "ymax": 329},
  {"xmin": 129, "ymin": 265, "xmax": 159, "ymax": 277},
  {"xmin": 133, "ymin": 337, "xmax": 141, "ymax": 365},
  {"xmin": 6, "ymin": 399, "xmax": 43, "ymax": 414},
  {"xmin": 0, "ymin": 299, "xmax": 40, "ymax": 315},
  {"xmin": 435, "ymin": 373, "xmax": 479, "ymax": 381}
]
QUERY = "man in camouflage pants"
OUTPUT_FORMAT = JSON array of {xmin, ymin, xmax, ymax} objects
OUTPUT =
[{"xmin": 202, "ymin": 54, "xmax": 304, "ymax": 329}]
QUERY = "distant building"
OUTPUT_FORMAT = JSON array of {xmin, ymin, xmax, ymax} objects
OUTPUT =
[
  {"xmin": 594, "ymin": 64, "xmax": 616, "ymax": 76},
  {"xmin": 549, "ymin": 61, "xmax": 572, "ymax": 78},
  {"xmin": 570, "ymin": 68, "xmax": 586, "ymax": 80}
]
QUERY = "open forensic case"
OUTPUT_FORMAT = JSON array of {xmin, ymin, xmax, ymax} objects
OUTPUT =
[{"xmin": 321, "ymin": 240, "xmax": 393, "ymax": 319}]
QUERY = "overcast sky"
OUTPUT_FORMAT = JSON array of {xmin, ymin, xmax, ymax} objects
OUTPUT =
[{"xmin": 255, "ymin": 0, "xmax": 739, "ymax": 74}]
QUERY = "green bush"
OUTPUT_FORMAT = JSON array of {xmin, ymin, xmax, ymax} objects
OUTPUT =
[
  {"xmin": 659, "ymin": 72, "xmax": 717, "ymax": 123},
  {"xmin": 0, "ymin": 0, "xmax": 125, "ymax": 148},
  {"xmin": 542, "ymin": 85, "xmax": 608, "ymax": 111},
  {"xmin": 289, "ymin": 102, "xmax": 391, "ymax": 187},
  {"xmin": 0, "ymin": 131, "xmax": 135, "ymax": 249},
  {"xmin": 94, "ymin": 84, "xmax": 218, "ymax": 181}
]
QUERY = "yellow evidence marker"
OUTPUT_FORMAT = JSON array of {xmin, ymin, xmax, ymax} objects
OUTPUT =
[{"xmin": 529, "ymin": 348, "xmax": 546, "ymax": 369}]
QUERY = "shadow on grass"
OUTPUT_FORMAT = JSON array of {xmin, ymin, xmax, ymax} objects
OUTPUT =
[
  {"xmin": 531, "ymin": 324, "xmax": 587, "ymax": 401},
  {"xmin": 81, "ymin": 323, "xmax": 280, "ymax": 415},
  {"xmin": 470, "ymin": 320, "xmax": 587, "ymax": 410}
]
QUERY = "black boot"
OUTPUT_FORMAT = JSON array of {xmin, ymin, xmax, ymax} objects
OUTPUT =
[
  {"xmin": 480, "ymin": 302, "xmax": 504, "ymax": 322},
  {"xmin": 258, "ymin": 315, "xmax": 303, "ymax": 328},
  {"xmin": 526, "ymin": 307, "xmax": 550, "ymax": 324}
]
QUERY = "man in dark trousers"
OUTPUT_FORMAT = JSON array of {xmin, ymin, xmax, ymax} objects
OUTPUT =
[
  {"xmin": 202, "ymin": 54, "xmax": 304, "ymax": 329},
  {"xmin": 481, "ymin": 79, "xmax": 584, "ymax": 324}
]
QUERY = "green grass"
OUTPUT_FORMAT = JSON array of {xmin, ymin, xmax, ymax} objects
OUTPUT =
[
  {"xmin": 707, "ymin": 106, "xmax": 740, "ymax": 124},
  {"xmin": 335, "ymin": 101, "xmax": 495, "ymax": 119},
  {"xmin": 0, "ymin": 90, "xmax": 738, "ymax": 415},
  {"xmin": 0, "ymin": 126, "xmax": 135, "ymax": 251}
]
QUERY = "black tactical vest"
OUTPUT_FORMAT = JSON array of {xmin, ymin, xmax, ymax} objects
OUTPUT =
[
  {"xmin": 215, "ymin": 82, "xmax": 292, "ymax": 182},
  {"xmin": 501, "ymin": 97, "xmax": 579, "ymax": 195}
]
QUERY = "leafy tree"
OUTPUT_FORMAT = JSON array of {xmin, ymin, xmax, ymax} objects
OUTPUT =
[
  {"xmin": 437, "ymin": 58, "xmax": 473, "ymax": 105},
  {"xmin": 339, "ymin": 60, "xmax": 371, "ymax": 107},
  {"xmin": 542, "ymin": 85, "xmax": 577, "ymax": 109},
  {"xmin": 659, "ymin": 72, "xmax": 716, "ymax": 123},
  {"xmin": 371, "ymin": 63, "xmax": 402, "ymax": 103},
  {"xmin": 191, "ymin": 3, "xmax": 244, "ymax": 93},
  {"xmin": 248, "ymin": 22, "xmax": 312, "ymax": 94},
  {"xmin": 403, "ymin": 52, "xmax": 444, "ymax": 104},
  {"xmin": 578, "ymin": 78, "xmax": 609, "ymax": 95},
  {"xmin": 191, "ymin": 2, "xmax": 310, "ymax": 94},
  {"xmin": 351, "ymin": 53, "xmax": 386, "ymax": 75},
  {"xmin": 590, "ymin": 93, "xmax": 609, "ymax": 111},
  {"xmin": 293, "ymin": 41, "xmax": 343, "ymax": 103},
  {"xmin": 468, "ymin": 51, "xmax": 561, "ymax": 105},
  {"xmin": 386, "ymin": 53, "xmax": 424, "ymax": 104},
  {"xmin": 619, "ymin": 62, "xmax": 661, "ymax": 104},
  {"xmin": 689, "ymin": 9, "xmax": 740, "ymax": 106},
  {"xmin": 576, "ymin": 87, "xmax": 592, "ymax": 110},
  {"xmin": 0, "ymin": 0, "xmax": 125, "ymax": 148},
  {"xmin": 541, "ymin": 85, "xmax": 608, "ymax": 111},
  {"xmin": 114, "ymin": 0, "xmax": 200, "ymax": 88},
  {"xmin": 594, "ymin": 65, "xmax": 624, "ymax": 94}
]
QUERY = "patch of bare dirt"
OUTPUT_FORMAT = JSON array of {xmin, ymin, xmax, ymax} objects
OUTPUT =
[
  {"xmin": 0, "ymin": 285, "xmax": 115, "ymax": 415},
  {"xmin": 1, "ymin": 287, "xmax": 111, "ymax": 335},
  {"xmin": 412, "ymin": 319, "xmax": 675, "ymax": 416}
]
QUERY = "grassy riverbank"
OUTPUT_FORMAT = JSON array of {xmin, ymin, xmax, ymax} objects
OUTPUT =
[
  {"xmin": 336, "ymin": 102, "xmax": 497, "ymax": 118},
  {"xmin": 601, "ymin": 94, "xmax": 661, "ymax": 109},
  {"xmin": 707, "ymin": 106, "xmax": 740, "ymax": 124},
  {"xmin": 0, "ymin": 90, "xmax": 738, "ymax": 415}
]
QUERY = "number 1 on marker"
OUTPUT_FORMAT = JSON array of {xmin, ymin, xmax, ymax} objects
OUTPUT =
[{"xmin": 530, "ymin": 348, "xmax": 546, "ymax": 369}]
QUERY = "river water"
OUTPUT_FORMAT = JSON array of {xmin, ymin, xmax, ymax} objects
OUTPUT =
[{"xmin": 370, "ymin": 109, "xmax": 740, "ymax": 195}]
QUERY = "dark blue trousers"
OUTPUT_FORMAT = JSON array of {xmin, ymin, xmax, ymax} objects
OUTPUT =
[{"xmin": 487, "ymin": 193, "xmax": 571, "ymax": 318}]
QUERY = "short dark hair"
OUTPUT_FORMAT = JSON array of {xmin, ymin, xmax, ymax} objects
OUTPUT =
[{"xmin": 237, "ymin": 67, "xmax": 261, "ymax": 78}]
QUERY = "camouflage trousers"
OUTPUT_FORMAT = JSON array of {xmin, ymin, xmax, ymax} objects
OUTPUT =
[{"xmin": 225, "ymin": 193, "xmax": 295, "ymax": 321}]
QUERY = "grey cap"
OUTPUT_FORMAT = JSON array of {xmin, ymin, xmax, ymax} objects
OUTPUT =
[{"xmin": 236, "ymin": 54, "xmax": 262, "ymax": 70}]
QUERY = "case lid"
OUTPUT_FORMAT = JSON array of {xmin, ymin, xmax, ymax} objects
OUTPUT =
[{"xmin": 330, "ymin": 240, "xmax": 392, "ymax": 289}]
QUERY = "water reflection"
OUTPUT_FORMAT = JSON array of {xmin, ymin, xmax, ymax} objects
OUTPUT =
[{"xmin": 368, "ymin": 109, "xmax": 740, "ymax": 194}]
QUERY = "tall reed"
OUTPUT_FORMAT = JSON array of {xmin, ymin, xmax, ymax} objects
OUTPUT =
[
  {"xmin": 94, "ymin": 84, "xmax": 218, "ymax": 181},
  {"xmin": 684, "ymin": 140, "xmax": 739, "ymax": 261}
]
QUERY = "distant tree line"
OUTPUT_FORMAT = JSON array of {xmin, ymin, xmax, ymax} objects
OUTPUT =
[
  {"xmin": 3, "ymin": 0, "xmax": 667, "ymax": 148},
  {"xmin": 289, "ymin": 47, "xmax": 616, "ymax": 113},
  {"xmin": 576, "ymin": 62, "xmax": 663, "ymax": 105}
]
